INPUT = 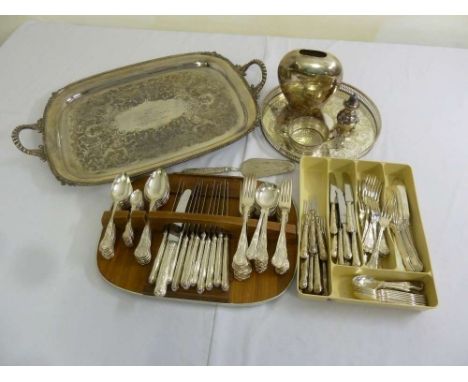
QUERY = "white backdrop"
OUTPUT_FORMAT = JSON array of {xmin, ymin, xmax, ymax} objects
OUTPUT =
[{"xmin": 0, "ymin": 21, "xmax": 467, "ymax": 365}]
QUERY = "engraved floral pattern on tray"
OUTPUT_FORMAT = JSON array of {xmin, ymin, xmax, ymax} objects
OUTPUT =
[{"xmin": 68, "ymin": 69, "xmax": 240, "ymax": 172}]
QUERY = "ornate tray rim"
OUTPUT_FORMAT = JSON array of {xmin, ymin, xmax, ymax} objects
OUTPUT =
[{"xmin": 11, "ymin": 52, "xmax": 267, "ymax": 185}]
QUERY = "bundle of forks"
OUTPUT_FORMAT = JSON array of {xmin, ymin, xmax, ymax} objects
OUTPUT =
[{"xmin": 358, "ymin": 175, "xmax": 424, "ymax": 271}]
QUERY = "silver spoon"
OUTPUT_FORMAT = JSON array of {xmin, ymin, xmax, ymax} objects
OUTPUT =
[
  {"xmin": 99, "ymin": 173, "xmax": 133, "ymax": 259},
  {"xmin": 122, "ymin": 189, "xmax": 144, "ymax": 247},
  {"xmin": 253, "ymin": 182, "xmax": 279, "ymax": 273},
  {"xmin": 134, "ymin": 169, "xmax": 170, "ymax": 265}
]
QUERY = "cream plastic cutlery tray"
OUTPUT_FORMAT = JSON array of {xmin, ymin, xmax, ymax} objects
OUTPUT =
[{"xmin": 299, "ymin": 157, "xmax": 438, "ymax": 310}]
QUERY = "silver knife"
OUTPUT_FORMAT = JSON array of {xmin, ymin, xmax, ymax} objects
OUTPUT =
[
  {"xmin": 336, "ymin": 185, "xmax": 353, "ymax": 262},
  {"xmin": 153, "ymin": 189, "xmax": 192, "ymax": 296},
  {"xmin": 344, "ymin": 181, "xmax": 361, "ymax": 266}
]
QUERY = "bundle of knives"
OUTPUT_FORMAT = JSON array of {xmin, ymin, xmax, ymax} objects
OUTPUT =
[
  {"xmin": 134, "ymin": 180, "xmax": 230, "ymax": 297},
  {"xmin": 298, "ymin": 202, "xmax": 329, "ymax": 295},
  {"xmin": 329, "ymin": 174, "xmax": 362, "ymax": 267}
]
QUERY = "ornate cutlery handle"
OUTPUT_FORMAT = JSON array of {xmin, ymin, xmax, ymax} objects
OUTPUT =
[
  {"xmin": 316, "ymin": 222, "xmax": 327, "ymax": 261},
  {"xmin": 309, "ymin": 214, "xmax": 318, "ymax": 254},
  {"xmin": 213, "ymin": 234, "xmax": 223, "ymax": 287},
  {"xmin": 351, "ymin": 232, "xmax": 361, "ymax": 266},
  {"xmin": 313, "ymin": 254, "xmax": 322, "ymax": 294},
  {"xmin": 167, "ymin": 236, "xmax": 184, "ymax": 284},
  {"xmin": 330, "ymin": 202, "xmax": 338, "ymax": 235},
  {"xmin": 343, "ymin": 227, "xmax": 353, "ymax": 261},
  {"xmin": 337, "ymin": 229, "xmax": 345, "ymax": 265},
  {"xmin": 402, "ymin": 228, "xmax": 424, "ymax": 272},
  {"xmin": 181, "ymin": 166, "xmax": 237, "ymax": 175},
  {"xmin": 233, "ymin": 210, "xmax": 250, "ymax": 266},
  {"xmin": 189, "ymin": 235, "xmax": 202, "ymax": 286},
  {"xmin": 99, "ymin": 204, "xmax": 118, "ymax": 259},
  {"xmin": 99, "ymin": 219, "xmax": 116, "ymax": 259},
  {"xmin": 122, "ymin": 220, "xmax": 134, "ymax": 247},
  {"xmin": 367, "ymin": 226, "xmax": 385, "ymax": 269},
  {"xmin": 307, "ymin": 251, "xmax": 314, "ymax": 292},
  {"xmin": 246, "ymin": 211, "xmax": 264, "ymax": 261},
  {"xmin": 299, "ymin": 258, "xmax": 309, "ymax": 290},
  {"xmin": 255, "ymin": 209, "xmax": 269, "ymax": 272},
  {"xmin": 197, "ymin": 236, "xmax": 211, "ymax": 294},
  {"xmin": 171, "ymin": 234, "xmax": 189, "ymax": 291},
  {"xmin": 154, "ymin": 241, "xmax": 177, "ymax": 296},
  {"xmin": 134, "ymin": 222, "xmax": 152, "ymax": 265},
  {"xmin": 272, "ymin": 209, "xmax": 288, "ymax": 269},
  {"xmin": 180, "ymin": 234, "xmax": 196, "ymax": 289},
  {"xmin": 346, "ymin": 202, "xmax": 355, "ymax": 233},
  {"xmin": 149, "ymin": 230, "xmax": 168, "ymax": 284},
  {"xmin": 221, "ymin": 236, "xmax": 230, "ymax": 291},
  {"xmin": 300, "ymin": 214, "xmax": 310, "ymax": 259},
  {"xmin": 321, "ymin": 262, "xmax": 329, "ymax": 296},
  {"xmin": 330, "ymin": 234, "xmax": 338, "ymax": 261},
  {"xmin": 206, "ymin": 236, "xmax": 217, "ymax": 290}
]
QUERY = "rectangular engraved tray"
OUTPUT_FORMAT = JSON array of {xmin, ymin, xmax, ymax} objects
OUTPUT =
[
  {"xmin": 299, "ymin": 157, "xmax": 438, "ymax": 310},
  {"xmin": 11, "ymin": 52, "xmax": 266, "ymax": 185}
]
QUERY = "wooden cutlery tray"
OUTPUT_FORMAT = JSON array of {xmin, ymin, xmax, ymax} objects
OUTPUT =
[
  {"xmin": 299, "ymin": 157, "xmax": 438, "ymax": 310},
  {"xmin": 97, "ymin": 173, "xmax": 298, "ymax": 305}
]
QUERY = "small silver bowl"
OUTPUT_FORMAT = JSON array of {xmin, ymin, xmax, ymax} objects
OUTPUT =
[{"xmin": 287, "ymin": 116, "xmax": 330, "ymax": 155}]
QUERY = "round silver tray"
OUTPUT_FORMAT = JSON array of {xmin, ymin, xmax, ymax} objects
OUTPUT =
[{"xmin": 260, "ymin": 83, "xmax": 381, "ymax": 161}]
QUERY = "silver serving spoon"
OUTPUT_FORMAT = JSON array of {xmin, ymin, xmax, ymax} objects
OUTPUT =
[
  {"xmin": 99, "ymin": 173, "xmax": 133, "ymax": 259},
  {"xmin": 134, "ymin": 169, "xmax": 170, "ymax": 265},
  {"xmin": 251, "ymin": 182, "xmax": 279, "ymax": 272},
  {"xmin": 122, "ymin": 189, "xmax": 144, "ymax": 247}
]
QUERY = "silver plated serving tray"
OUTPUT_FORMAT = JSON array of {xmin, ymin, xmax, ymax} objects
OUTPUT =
[{"xmin": 12, "ymin": 52, "xmax": 266, "ymax": 185}]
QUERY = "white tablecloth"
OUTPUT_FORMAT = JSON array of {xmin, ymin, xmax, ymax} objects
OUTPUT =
[{"xmin": 1, "ymin": 21, "xmax": 467, "ymax": 365}]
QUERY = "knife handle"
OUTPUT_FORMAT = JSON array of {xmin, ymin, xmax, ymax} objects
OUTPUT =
[
  {"xmin": 171, "ymin": 234, "xmax": 190, "ymax": 291},
  {"xmin": 189, "ymin": 235, "xmax": 202, "ymax": 286},
  {"xmin": 330, "ymin": 234, "xmax": 338, "ymax": 261},
  {"xmin": 299, "ymin": 258, "xmax": 309, "ymax": 290},
  {"xmin": 313, "ymin": 253, "xmax": 322, "ymax": 294},
  {"xmin": 343, "ymin": 227, "xmax": 353, "ymax": 261},
  {"xmin": 308, "ymin": 213, "xmax": 318, "ymax": 254},
  {"xmin": 206, "ymin": 235, "xmax": 217, "ymax": 291},
  {"xmin": 351, "ymin": 231, "xmax": 361, "ymax": 267},
  {"xmin": 181, "ymin": 166, "xmax": 236, "ymax": 175},
  {"xmin": 307, "ymin": 251, "xmax": 314, "ymax": 292},
  {"xmin": 180, "ymin": 234, "xmax": 196, "ymax": 289},
  {"xmin": 213, "ymin": 233, "xmax": 223, "ymax": 287},
  {"xmin": 337, "ymin": 229, "xmax": 345, "ymax": 265},
  {"xmin": 330, "ymin": 202, "xmax": 338, "ymax": 235},
  {"xmin": 148, "ymin": 229, "xmax": 168, "ymax": 284},
  {"xmin": 221, "ymin": 236, "xmax": 230, "ymax": 291},
  {"xmin": 154, "ymin": 240, "xmax": 177, "ymax": 296},
  {"xmin": 197, "ymin": 235, "xmax": 211, "ymax": 294},
  {"xmin": 346, "ymin": 202, "xmax": 355, "ymax": 233}
]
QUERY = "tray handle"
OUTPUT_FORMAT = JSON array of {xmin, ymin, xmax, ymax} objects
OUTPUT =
[
  {"xmin": 11, "ymin": 120, "xmax": 47, "ymax": 162},
  {"xmin": 239, "ymin": 59, "xmax": 267, "ymax": 99}
]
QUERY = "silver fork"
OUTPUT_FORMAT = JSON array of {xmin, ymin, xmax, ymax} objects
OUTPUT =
[
  {"xmin": 271, "ymin": 179, "xmax": 292, "ymax": 274},
  {"xmin": 366, "ymin": 195, "xmax": 393, "ymax": 269},
  {"xmin": 232, "ymin": 176, "xmax": 255, "ymax": 277}
]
